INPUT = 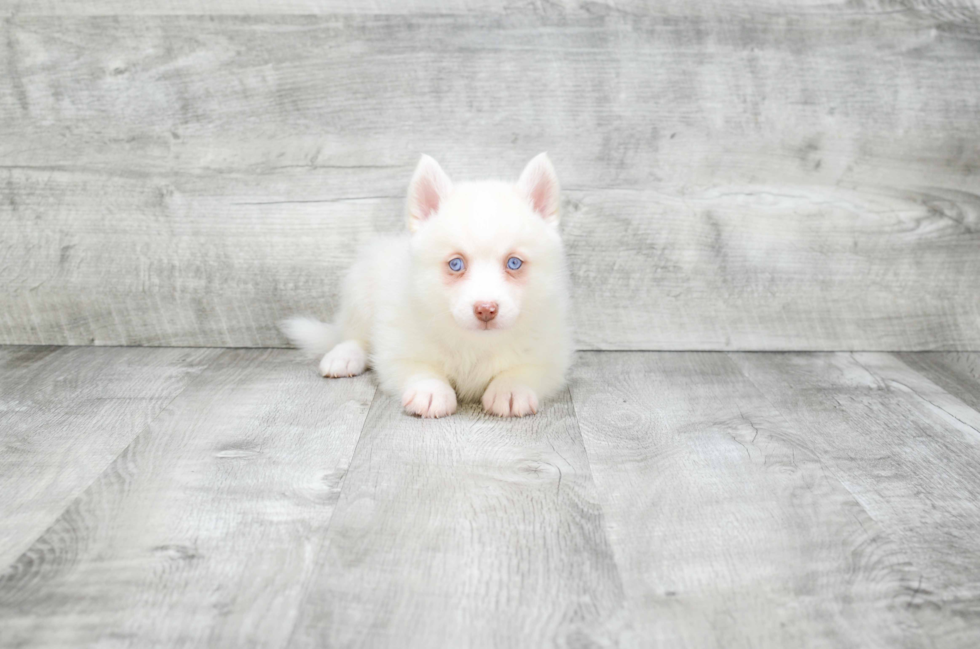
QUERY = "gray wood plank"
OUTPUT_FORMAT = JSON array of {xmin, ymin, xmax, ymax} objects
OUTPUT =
[
  {"xmin": 2, "ymin": 10, "xmax": 979, "ymax": 349},
  {"xmin": 0, "ymin": 345, "xmax": 219, "ymax": 571},
  {"xmin": 0, "ymin": 349, "xmax": 376, "ymax": 648},
  {"xmin": 0, "ymin": 0, "xmax": 650, "ymax": 15},
  {"xmin": 287, "ymin": 391, "xmax": 634, "ymax": 648},
  {"xmin": 2, "ymin": 0, "xmax": 977, "ymax": 16},
  {"xmin": 897, "ymin": 353, "xmax": 980, "ymax": 413},
  {"xmin": 565, "ymin": 185, "xmax": 980, "ymax": 350},
  {"xmin": 569, "ymin": 351, "xmax": 929, "ymax": 648},
  {"xmin": 731, "ymin": 352, "xmax": 980, "ymax": 649}
]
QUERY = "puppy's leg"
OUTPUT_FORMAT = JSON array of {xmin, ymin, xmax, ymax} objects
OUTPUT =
[
  {"xmin": 392, "ymin": 364, "xmax": 457, "ymax": 418},
  {"xmin": 318, "ymin": 259, "xmax": 374, "ymax": 378},
  {"xmin": 481, "ymin": 366, "xmax": 552, "ymax": 417}
]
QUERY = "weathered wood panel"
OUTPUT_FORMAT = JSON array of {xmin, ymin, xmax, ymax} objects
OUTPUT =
[
  {"xmin": 569, "ymin": 351, "xmax": 929, "ymax": 647},
  {"xmin": 732, "ymin": 352, "xmax": 980, "ymax": 648},
  {"xmin": 0, "ymin": 169, "xmax": 396, "ymax": 347},
  {"xmin": 566, "ymin": 185, "xmax": 980, "ymax": 350},
  {"xmin": 0, "ymin": 345, "xmax": 218, "ymax": 570},
  {"xmin": 0, "ymin": 0, "xmax": 674, "ymax": 16},
  {"xmin": 2, "ymin": 0, "xmax": 978, "ymax": 17},
  {"xmin": 897, "ymin": 352, "xmax": 980, "ymax": 412},
  {"xmin": 0, "ymin": 349, "xmax": 376, "ymax": 648},
  {"xmin": 288, "ymin": 392, "xmax": 634, "ymax": 648},
  {"xmin": 1, "ymin": 8, "xmax": 979, "ymax": 348}
]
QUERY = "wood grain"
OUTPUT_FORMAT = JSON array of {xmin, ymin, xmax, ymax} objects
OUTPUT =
[
  {"xmin": 2, "ymin": 0, "xmax": 978, "ymax": 17},
  {"xmin": 287, "ymin": 391, "xmax": 634, "ymax": 648},
  {"xmin": 3, "ymin": 348, "xmax": 980, "ymax": 646},
  {"xmin": 0, "ymin": 349, "xmax": 376, "ymax": 648},
  {"xmin": 0, "ymin": 345, "xmax": 218, "ymax": 571},
  {"xmin": 565, "ymin": 184, "xmax": 980, "ymax": 350},
  {"xmin": 897, "ymin": 353, "xmax": 980, "ymax": 413},
  {"xmin": 731, "ymin": 352, "xmax": 980, "ymax": 648},
  {"xmin": 569, "ymin": 351, "xmax": 929, "ymax": 647},
  {"xmin": 1, "ymin": 8, "xmax": 978, "ymax": 349}
]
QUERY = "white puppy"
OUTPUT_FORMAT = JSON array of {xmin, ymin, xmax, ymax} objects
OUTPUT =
[{"xmin": 281, "ymin": 153, "xmax": 573, "ymax": 418}]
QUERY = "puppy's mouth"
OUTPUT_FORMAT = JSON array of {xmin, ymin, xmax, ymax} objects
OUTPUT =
[{"xmin": 472, "ymin": 319, "xmax": 505, "ymax": 331}]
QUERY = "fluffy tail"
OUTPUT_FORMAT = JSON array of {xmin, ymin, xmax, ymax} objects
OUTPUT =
[{"xmin": 279, "ymin": 316, "xmax": 340, "ymax": 357}]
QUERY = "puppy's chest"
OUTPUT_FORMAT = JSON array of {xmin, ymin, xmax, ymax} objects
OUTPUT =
[{"xmin": 440, "ymin": 344, "xmax": 522, "ymax": 396}]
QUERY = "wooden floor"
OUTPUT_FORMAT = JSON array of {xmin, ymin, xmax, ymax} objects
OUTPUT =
[{"xmin": 1, "ymin": 347, "xmax": 979, "ymax": 648}]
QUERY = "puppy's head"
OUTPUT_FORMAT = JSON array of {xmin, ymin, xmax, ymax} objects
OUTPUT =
[{"xmin": 406, "ymin": 153, "xmax": 565, "ymax": 333}]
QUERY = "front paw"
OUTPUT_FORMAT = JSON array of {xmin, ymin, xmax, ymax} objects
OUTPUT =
[
  {"xmin": 319, "ymin": 341, "xmax": 367, "ymax": 378},
  {"xmin": 402, "ymin": 379, "xmax": 458, "ymax": 418},
  {"xmin": 482, "ymin": 381, "xmax": 539, "ymax": 417}
]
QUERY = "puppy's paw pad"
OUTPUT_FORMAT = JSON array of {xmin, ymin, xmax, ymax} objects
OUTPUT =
[
  {"xmin": 319, "ymin": 342, "xmax": 367, "ymax": 378},
  {"xmin": 482, "ymin": 383, "xmax": 538, "ymax": 418},
  {"xmin": 402, "ymin": 380, "xmax": 457, "ymax": 419}
]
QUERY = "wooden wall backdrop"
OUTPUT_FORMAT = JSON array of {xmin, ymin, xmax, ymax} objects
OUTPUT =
[{"xmin": 1, "ymin": 0, "xmax": 978, "ymax": 350}]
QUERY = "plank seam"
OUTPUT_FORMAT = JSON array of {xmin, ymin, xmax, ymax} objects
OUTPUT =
[
  {"xmin": 563, "ymin": 381, "xmax": 641, "ymax": 639},
  {"xmin": 281, "ymin": 382, "xmax": 380, "ymax": 649},
  {"xmin": 0, "ymin": 347, "xmax": 226, "ymax": 576},
  {"xmin": 723, "ymin": 350, "xmax": 937, "ymax": 642},
  {"xmin": 852, "ymin": 353, "xmax": 980, "ymax": 445}
]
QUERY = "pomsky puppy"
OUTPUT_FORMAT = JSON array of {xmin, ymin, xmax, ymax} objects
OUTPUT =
[{"xmin": 281, "ymin": 153, "xmax": 573, "ymax": 418}]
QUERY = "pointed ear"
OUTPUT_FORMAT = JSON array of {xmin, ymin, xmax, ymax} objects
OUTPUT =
[
  {"xmin": 516, "ymin": 152, "xmax": 560, "ymax": 226},
  {"xmin": 406, "ymin": 154, "xmax": 453, "ymax": 233}
]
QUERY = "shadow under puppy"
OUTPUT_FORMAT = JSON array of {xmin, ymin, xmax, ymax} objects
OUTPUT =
[{"xmin": 282, "ymin": 153, "xmax": 573, "ymax": 418}]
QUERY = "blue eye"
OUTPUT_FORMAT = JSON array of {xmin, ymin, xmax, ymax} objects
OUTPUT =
[
  {"xmin": 448, "ymin": 257, "xmax": 464, "ymax": 272},
  {"xmin": 507, "ymin": 257, "xmax": 523, "ymax": 270}
]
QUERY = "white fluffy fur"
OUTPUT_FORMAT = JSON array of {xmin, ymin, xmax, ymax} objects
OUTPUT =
[{"xmin": 281, "ymin": 153, "xmax": 573, "ymax": 418}]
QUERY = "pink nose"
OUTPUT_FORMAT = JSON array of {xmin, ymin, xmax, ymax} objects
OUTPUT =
[{"xmin": 473, "ymin": 301, "xmax": 498, "ymax": 322}]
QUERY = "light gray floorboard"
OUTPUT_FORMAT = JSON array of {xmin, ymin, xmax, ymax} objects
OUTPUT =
[
  {"xmin": 2, "ymin": 9, "xmax": 979, "ymax": 349},
  {"xmin": 11, "ymin": 0, "xmax": 955, "ymax": 16},
  {"xmin": 0, "ymin": 349, "xmax": 376, "ymax": 649},
  {"xmin": 731, "ymin": 352, "xmax": 980, "ymax": 649},
  {"xmin": 0, "ymin": 345, "xmax": 219, "ymax": 571},
  {"xmin": 287, "ymin": 391, "xmax": 634, "ymax": 649},
  {"xmin": 569, "ymin": 351, "xmax": 929, "ymax": 648},
  {"xmin": 897, "ymin": 353, "xmax": 980, "ymax": 414},
  {"xmin": 4, "ymin": 348, "xmax": 980, "ymax": 647}
]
